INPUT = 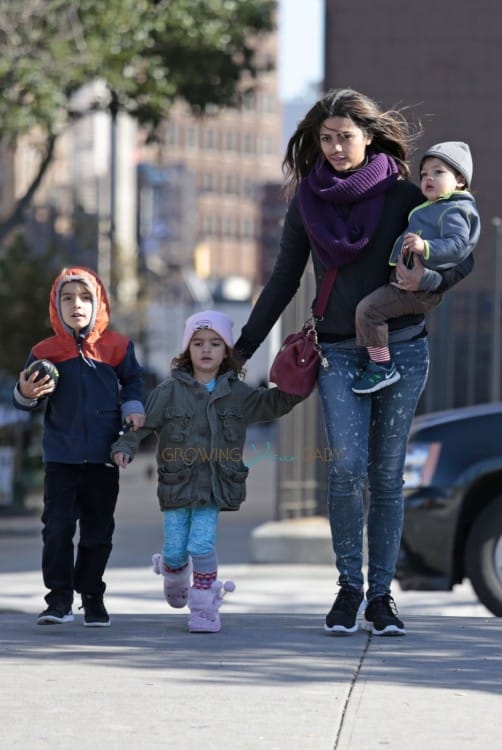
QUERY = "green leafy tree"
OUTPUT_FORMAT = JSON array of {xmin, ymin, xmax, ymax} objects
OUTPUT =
[
  {"xmin": 0, "ymin": 0, "xmax": 275, "ymax": 506},
  {"xmin": 0, "ymin": 233, "xmax": 65, "ymax": 507},
  {"xmin": 0, "ymin": 235, "xmax": 60, "ymax": 376},
  {"xmin": 0, "ymin": 0, "xmax": 275, "ymax": 241}
]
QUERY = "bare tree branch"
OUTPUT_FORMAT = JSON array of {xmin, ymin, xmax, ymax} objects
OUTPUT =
[{"xmin": 0, "ymin": 133, "xmax": 57, "ymax": 244}]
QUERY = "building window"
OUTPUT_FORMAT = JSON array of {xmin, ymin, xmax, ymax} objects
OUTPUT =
[
  {"xmin": 186, "ymin": 126, "xmax": 197, "ymax": 149},
  {"xmin": 202, "ymin": 213, "xmax": 220, "ymax": 237},
  {"xmin": 261, "ymin": 136, "xmax": 276, "ymax": 155},
  {"xmin": 261, "ymin": 93, "xmax": 276, "ymax": 114},
  {"xmin": 205, "ymin": 129, "xmax": 217, "ymax": 149},
  {"xmin": 242, "ymin": 178, "xmax": 255, "ymax": 198},
  {"xmin": 241, "ymin": 218, "xmax": 255, "ymax": 239},
  {"xmin": 166, "ymin": 122, "xmax": 177, "ymax": 146},
  {"xmin": 223, "ymin": 174, "xmax": 239, "ymax": 194},
  {"xmin": 224, "ymin": 131, "xmax": 238, "ymax": 151},
  {"xmin": 223, "ymin": 216, "xmax": 238, "ymax": 238},
  {"xmin": 243, "ymin": 133, "xmax": 255, "ymax": 154},
  {"xmin": 202, "ymin": 172, "xmax": 220, "ymax": 193}
]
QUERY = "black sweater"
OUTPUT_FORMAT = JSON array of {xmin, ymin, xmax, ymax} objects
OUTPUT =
[{"xmin": 237, "ymin": 180, "xmax": 473, "ymax": 358}]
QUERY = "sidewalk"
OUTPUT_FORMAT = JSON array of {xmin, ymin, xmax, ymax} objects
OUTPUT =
[
  {"xmin": 1, "ymin": 449, "xmax": 501, "ymax": 749},
  {"xmin": 1, "ymin": 607, "xmax": 500, "ymax": 749}
]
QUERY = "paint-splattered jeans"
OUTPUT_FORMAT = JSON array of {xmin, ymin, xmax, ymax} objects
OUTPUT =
[{"xmin": 318, "ymin": 337, "xmax": 429, "ymax": 601}]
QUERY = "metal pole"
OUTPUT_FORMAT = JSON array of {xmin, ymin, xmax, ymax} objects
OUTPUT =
[
  {"xmin": 107, "ymin": 91, "xmax": 119, "ymax": 300},
  {"xmin": 490, "ymin": 217, "xmax": 502, "ymax": 402},
  {"xmin": 466, "ymin": 288, "xmax": 477, "ymax": 405}
]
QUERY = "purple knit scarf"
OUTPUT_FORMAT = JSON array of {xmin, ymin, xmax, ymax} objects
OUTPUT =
[{"xmin": 297, "ymin": 152, "xmax": 399, "ymax": 269}]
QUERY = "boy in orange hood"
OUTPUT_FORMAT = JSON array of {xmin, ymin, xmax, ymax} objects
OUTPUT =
[{"xmin": 13, "ymin": 267, "xmax": 145, "ymax": 627}]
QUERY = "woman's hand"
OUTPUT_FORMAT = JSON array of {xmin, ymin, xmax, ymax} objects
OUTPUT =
[{"xmin": 391, "ymin": 253, "xmax": 424, "ymax": 291}]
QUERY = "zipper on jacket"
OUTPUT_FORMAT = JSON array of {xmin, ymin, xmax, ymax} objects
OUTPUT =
[{"xmin": 77, "ymin": 333, "xmax": 96, "ymax": 368}]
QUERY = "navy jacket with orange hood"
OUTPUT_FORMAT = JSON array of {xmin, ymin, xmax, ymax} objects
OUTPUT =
[{"xmin": 13, "ymin": 266, "xmax": 144, "ymax": 464}]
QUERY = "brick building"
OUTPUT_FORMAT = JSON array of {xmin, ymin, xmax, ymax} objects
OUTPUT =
[{"xmin": 140, "ymin": 29, "xmax": 282, "ymax": 286}]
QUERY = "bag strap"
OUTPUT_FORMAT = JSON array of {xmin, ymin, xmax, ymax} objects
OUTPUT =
[{"xmin": 311, "ymin": 267, "xmax": 338, "ymax": 320}]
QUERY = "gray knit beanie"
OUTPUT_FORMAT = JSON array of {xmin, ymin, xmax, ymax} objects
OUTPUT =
[{"xmin": 420, "ymin": 141, "xmax": 473, "ymax": 187}]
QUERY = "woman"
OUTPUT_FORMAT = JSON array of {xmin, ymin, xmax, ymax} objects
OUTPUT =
[{"xmin": 235, "ymin": 89, "xmax": 473, "ymax": 636}]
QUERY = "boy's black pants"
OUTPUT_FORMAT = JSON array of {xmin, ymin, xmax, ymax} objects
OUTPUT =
[{"xmin": 41, "ymin": 462, "xmax": 119, "ymax": 608}]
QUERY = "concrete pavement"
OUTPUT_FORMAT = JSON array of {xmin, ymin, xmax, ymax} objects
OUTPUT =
[
  {"xmin": 2, "ymin": 610, "xmax": 500, "ymax": 750},
  {"xmin": 1, "ymin": 439, "xmax": 501, "ymax": 749}
]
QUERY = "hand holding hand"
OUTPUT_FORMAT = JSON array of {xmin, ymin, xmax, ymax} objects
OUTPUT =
[
  {"xmin": 123, "ymin": 413, "xmax": 146, "ymax": 431},
  {"xmin": 112, "ymin": 452, "xmax": 131, "ymax": 468}
]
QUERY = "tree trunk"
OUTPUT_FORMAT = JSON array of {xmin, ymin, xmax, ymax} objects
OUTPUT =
[{"xmin": 0, "ymin": 133, "xmax": 57, "ymax": 245}]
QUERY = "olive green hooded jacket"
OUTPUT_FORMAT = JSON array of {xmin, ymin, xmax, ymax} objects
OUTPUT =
[{"xmin": 110, "ymin": 368, "xmax": 302, "ymax": 511}]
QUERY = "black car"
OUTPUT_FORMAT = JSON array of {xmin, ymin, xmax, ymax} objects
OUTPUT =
[{"xmin": 396, "ymin": 401, "xmax": 502, "ymax": 616}]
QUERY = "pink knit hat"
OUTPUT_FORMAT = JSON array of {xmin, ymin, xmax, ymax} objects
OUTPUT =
[{"xmin": 181, "ymin": 310, "xmax": 234, "ymax": 351}]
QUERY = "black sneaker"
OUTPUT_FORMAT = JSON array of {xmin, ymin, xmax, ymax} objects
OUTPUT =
[
  {"xmin": 324, "ymin": 587, "xmax": 364, "ymax": 634},
  {"xmin": 80, "ymin": 594, "xmax": 110, "ymax": 627},
  {"xmin": 37, "ymin": 604, "xmax": 74, "ymax": 625},
  {"xmin": 365, "ymin": 594, "xmax": 406, "ymax": 636}
]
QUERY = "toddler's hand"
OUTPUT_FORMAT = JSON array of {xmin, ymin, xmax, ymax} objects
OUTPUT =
[{"xmin": 403, "ymin": 232, "xmax": 425, "ymax": 255}]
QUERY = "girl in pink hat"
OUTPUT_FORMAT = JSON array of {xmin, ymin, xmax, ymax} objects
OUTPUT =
[{"xmin": 112, "ymin": 310, "xmax": 303, "ymax": 633}]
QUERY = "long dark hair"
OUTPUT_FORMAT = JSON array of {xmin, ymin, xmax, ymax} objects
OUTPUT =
[{"xmin": 282, "ymin": 88, "xmax": 421, "ymax": 196}]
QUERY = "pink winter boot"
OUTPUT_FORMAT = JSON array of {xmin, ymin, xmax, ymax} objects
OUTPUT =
[
  {"xmin": 151, "ymin": 553, "xmax": 192, "ymax": 609},
  {"xmin": 188, "ymin": 580, "xmax": 235, "ymax": 633}
]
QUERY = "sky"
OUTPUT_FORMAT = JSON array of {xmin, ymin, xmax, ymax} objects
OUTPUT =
[{"xmin": 278, "ymin": 0, "xmax": 324, "ymax": 100}]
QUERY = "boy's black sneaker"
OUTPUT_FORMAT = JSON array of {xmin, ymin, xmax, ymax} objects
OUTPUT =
[
  {"xmin": 37, "ymin": 604, "xmax": 74, "ymax": 625},
  {"xmin": 365, "ymin": 594, "xmax": 406, "ymax": 636},
  {"xmin": 80, "ymin": 594, "xmax": 111, "ymax": 627},
  {"xmin": 324, "ymin": 586, "xmax": 364, "ymax": 634}
]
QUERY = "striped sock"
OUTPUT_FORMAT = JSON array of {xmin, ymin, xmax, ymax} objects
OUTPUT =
[
  {"xmin": 193, "ymin": 570, "xmax": 217, "ymax": 589},
  {"xmin": 367, "ymin": 346, "xmax": 391, "ymax": 365}
]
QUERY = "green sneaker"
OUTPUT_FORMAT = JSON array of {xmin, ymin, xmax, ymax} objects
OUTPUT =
[{"xmin": 352, "ymin": 360, "xmax": 401, "ymax": 394}]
